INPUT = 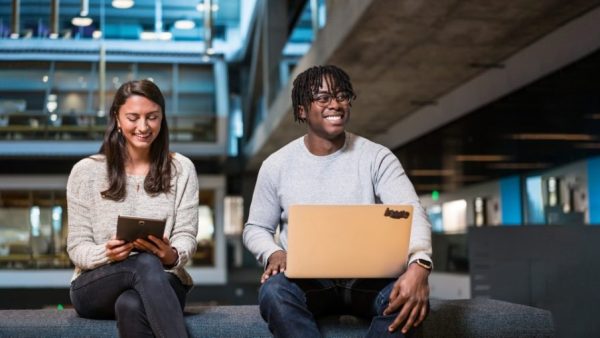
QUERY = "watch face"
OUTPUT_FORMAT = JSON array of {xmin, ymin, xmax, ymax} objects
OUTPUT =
[{"xmin": 417, "ymin": 259, "xmax": 432, "ymax": 270}]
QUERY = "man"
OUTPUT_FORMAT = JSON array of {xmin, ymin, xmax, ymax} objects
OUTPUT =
[{"xmin": 243, "ymin": 65, "xmax": 432, "ymax": 337}]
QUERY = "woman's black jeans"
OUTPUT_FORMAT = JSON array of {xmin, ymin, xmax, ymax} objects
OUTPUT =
[{"xmin": 70, "ymin": 253, "xmax": 189, "ymax": 338}]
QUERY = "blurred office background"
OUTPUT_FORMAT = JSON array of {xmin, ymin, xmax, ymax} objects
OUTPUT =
[{"xmin": 1, "ymin": 1, "xmax": 600, "ymax": 336}]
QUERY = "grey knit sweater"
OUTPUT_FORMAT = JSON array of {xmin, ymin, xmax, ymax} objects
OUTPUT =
[
  {"xmin": 66, "ymin": 153, "xmax": 199, "ymax": 285},
  {"xmin": 243, "ymin": 132, "xmax": 432, "ymax": 267}
]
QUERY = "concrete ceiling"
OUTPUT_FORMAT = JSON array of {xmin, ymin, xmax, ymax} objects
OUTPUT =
[
  {"xmin": 246, "ymin": 0, "xmax": 600, "ymax": 194},
  {"xmin": 332, "ymin": 0, "xmax": 599, "ymax": 138}
]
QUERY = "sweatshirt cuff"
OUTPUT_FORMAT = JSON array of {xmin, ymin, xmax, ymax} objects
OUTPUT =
[
  {"xmin": 261, "ymin": 246, "xmax": 284, "ymax": 267},
  {"xmin": 89, "ymin": 243, "xmax": 110, "ymax": 268},
  {"xmin": 408, "ymin": 252, "xmax": 433, "ymax": 269}
]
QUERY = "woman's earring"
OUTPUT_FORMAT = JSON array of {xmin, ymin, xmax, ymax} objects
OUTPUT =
[{"xmin": 117, "ymin": 127, "xmax": 122, "ymax": 133}]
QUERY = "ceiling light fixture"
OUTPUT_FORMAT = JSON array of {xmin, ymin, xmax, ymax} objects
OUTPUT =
[
  {"xmin": 46, "ymin": 94, "xmax": 58, "ymax": 113},
  {"xmin": 112, "ymin": 0, "xmax": 134, "ymax": 9},
  {"xmin": 140, "ymin": 31, "xmax": 172, "ymax": 40},
  {"xmin": 415, "ymin": 184, "xmax": 442, "ymax": 191},
  {"xmin": 509, "ymin": 133, "xmax": 596, "ymax": 141},
  {"xmin": 72, "ymin": 0, "xmax": 92, "ymax": 27},
  {"xmin": 448, "ymin": 175, "xmax": 488, "ymax": 182},
  {"xmin": 488, "ymin": 162, "xmax": 551, "ymax": 170},
  {"xmin": 574, "ymin": 142, "xmax": 600, "ymax": 149},
  {"xmin": 455, "ymin": 155, "xmax": 511, "ymax": 162},
  {"xmin": 409, "ymin": 169, "xmax": 455, "ymax": 177},
  {"xmin": 585, "ymin": 114, "xmax": 600, "ymax": 120},
  {"xmin": 174, "ymin": 19, "xmax": 195, "ymax": 30},
  {"xmin": 71, "ymin": 16, "xmax": 93, "ymax": 27},
  {"xmin": 196, "ymin": 2, "xmax": 219, "ymax": 12}
]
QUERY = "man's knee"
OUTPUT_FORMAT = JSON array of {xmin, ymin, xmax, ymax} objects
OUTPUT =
[
  {"xmin": 259, "ymin": 274, "xmax": 284, "ymax": 304},
  {"xmin": 258, "ymin": 274, "xmax": 299, "ymax": 313},
  {"xmin": 374, "ymin": 281, "xmax": 395, "ymax": 315}
]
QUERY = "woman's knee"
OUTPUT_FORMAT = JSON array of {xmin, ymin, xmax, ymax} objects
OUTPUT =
[
  {"xmin": 131, "ymin": 252, "xmax": 164, "ymax": 276},
  {"xmin": 115, "ymin": 289, "xmax": 145, "ymax": 318},
  {"xmin": 134, "ymin": 252, "xmax": 162, "ymax": 267}
]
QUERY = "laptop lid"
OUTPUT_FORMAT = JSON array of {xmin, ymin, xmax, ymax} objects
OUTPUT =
[{"xmin": 284, "ymin": 204, "xmax": 413, "ymax": 278}]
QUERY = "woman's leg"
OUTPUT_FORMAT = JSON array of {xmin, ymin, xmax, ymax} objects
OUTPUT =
[
  {"xmin": 70, "ymin": 261, "xmax": 134, "ymax": 319},
  {"xmin": 114, "ymin": 273, "xmax": 189, "ymax": 338},
  {"xmin": 115, "ymin": 289, "xmax": 153, "ymax": 337},
  {"xmin": 70, "ymin": 253, "xmax": 188, "ymax": 338}
]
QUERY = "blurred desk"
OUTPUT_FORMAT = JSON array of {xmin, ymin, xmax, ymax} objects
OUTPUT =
[
  {"xmin": 0, "ymin": 125, "xmax": 105, "ymax": 140},
  {"xmin": 0, "ymin": 253, "xmax": 72, "ymax": 269}
]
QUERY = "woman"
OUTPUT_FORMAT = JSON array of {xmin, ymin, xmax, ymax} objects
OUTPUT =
[{"xmin": 67, "ymin": 79, "xmax": 198, "ymax": 337}]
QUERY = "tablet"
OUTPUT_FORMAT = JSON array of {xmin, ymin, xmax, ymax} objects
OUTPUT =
[{"xmin": 116, "ymin": 215, "xmax": 166, "ymax": 242}]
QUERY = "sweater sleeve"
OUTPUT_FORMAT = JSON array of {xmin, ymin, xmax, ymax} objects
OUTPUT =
[
  {"xmin": 373, "ymin": 148, "xmax": 433, "ymax": 266},
  {"xmin": 243, "ymin": 160, "xmax": 284, "ymax": 266},
  {"xmin": 169, "ymin": 155, "xmax": 199, "ymax": 270},
  {"xmin": 66, "ymin": 161, "xmax": 110, "ymax": 270}
]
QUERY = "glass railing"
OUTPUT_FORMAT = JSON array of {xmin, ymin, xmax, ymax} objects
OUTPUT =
[
  {"xmin": 0, "ymin": 111, "xmax": 217, "ymax": 142},
  {"xmin": 0, "ymin": 0, "xmax": 237, "ymax": 43},
  {"xmin": 0, "ymin": 59, "xmax": 221, "ymax": 144}
]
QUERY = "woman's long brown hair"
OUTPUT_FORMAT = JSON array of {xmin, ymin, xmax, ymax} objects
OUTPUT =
[{"xmin": 99, "ymin": 79, "xmax": 173, "ymax": 201}]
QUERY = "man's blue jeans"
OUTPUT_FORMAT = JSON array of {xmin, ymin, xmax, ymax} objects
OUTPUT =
[
  {"xmin": 70, "ymin": 253, "xmax": 189, "ymax": 338},
  {"xmin": 258, "ymin": 273, "xmax": 413, "ymax": 338}
]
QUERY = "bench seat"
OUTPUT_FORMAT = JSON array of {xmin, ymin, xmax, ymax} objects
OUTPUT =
[{"xmin": 0, "ymin": 298, "xmax": 554, "ymax": 337}]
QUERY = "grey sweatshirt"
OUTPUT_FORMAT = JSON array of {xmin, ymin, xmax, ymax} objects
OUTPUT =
[
  {"xmin": 243, "ymin": 132, "xmax": 432, "ymax": 267},
  {"xmin": 66, "ymin": 153, "xmax": 199, "ymax": 285}
]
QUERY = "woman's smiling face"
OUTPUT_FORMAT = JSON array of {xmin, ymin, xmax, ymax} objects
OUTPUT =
[{"xmin": 116, "ymin": 95, "xmax": 163, "ymax": 156}]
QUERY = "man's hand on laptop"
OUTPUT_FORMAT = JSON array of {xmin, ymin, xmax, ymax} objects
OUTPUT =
[
  {"xmin": 261, "ymin": 250, "xmax": 287, "ymax": 284},
  {"xmin": 383, "ymin": 263, "xmax": 430, "ymax": 334}
]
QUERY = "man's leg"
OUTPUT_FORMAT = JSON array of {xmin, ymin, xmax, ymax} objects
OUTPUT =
[
  {"xmin": 341, "ymin": 279, "xmax": 410, "ymax": 338},
  {"xmin": 258, "ymin": 273, "xmax": 338, "ymax": 338},
  {"xmin": 365, "ymin": 278, "xmax": 430, "ymax": 338}
]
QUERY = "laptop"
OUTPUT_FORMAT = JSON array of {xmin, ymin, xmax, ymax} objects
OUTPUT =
[{"xmin": 285, "ymin": 204, "xmax": 413, "ymax": 278}]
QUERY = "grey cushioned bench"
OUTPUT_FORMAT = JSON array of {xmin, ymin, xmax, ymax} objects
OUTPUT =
[{"xmin": 0, "ymin": 298, "xmax": 554, "ymax": 337}]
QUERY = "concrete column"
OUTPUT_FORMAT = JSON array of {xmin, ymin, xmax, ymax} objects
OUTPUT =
[
  {"xmin": 155, "ymin": 0, "xmax": 163, "ymax": 33},
  {"xmin": 204, "ymin": 0, "xmax": 213, "ymax": 52},
  {"xmin": 262, "ymin": 0, "xmax": 288, "ymax": 106},
  {"xmin": 50, "ymin": 0, "xmax": 59, "ymax": 37},
  {"xmin": 11, "ymin": 0, "xmax": 20, "ymax": 37}
]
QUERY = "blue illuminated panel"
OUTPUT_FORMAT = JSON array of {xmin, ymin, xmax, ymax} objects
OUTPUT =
[
  {"xmin": 500, "ymin": 176, "xmax": 522, "ymax": 225},
  {"xmin": 588, "ymin": 157, "xmax": 600, "ymax": 224}
]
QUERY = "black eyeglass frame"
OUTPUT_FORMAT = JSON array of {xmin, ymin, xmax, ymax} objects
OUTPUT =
[{"xmin": 312, "ymin": 92, "xmax": 353, "ymax": 107}]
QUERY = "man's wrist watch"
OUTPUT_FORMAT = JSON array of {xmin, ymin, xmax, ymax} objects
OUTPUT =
[{"xmin": 413, "ymin": 258, "xmax": 433, "ymax": 271}]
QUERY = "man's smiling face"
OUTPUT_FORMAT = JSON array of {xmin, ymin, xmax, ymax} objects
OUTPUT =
[{"xmin": 298, "ymin": 76, "xmax": 352, "ymax": 141}]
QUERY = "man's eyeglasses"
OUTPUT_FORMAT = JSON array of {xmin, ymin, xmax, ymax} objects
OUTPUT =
[{"xmin": 312, "ymin": 92, "xmax": 352, "ymax": 107}]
